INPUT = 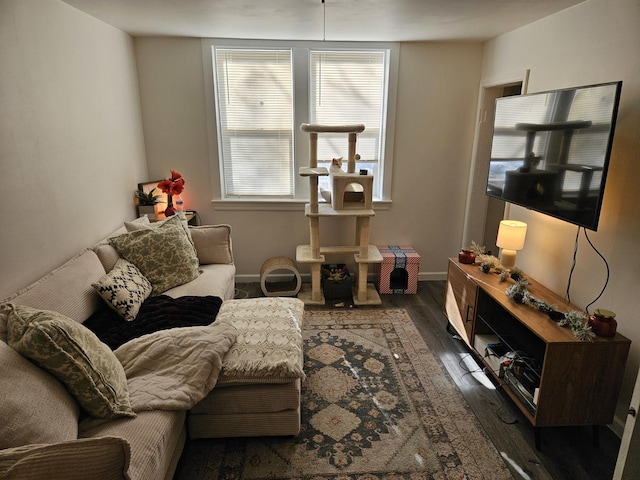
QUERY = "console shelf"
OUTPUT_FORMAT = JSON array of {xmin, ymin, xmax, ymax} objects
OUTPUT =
[{"xmin": 444, "ymin": 258, "xmax": 630, "ymax": 448}]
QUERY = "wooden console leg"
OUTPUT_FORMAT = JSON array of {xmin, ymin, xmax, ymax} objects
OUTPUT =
[{"xmin": 535, "ymin": 427, "xmax": 542, "ymax": 450}]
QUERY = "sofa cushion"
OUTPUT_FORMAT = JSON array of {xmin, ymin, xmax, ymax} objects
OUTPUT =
[
  {"xmin": 123, "ymin": 214, "xmax": 153, "ymax": 232},
  {"xmin": 188, "ymin": 225, "xmax": 234, "ymax": 265},
  {"xmin": 92, "ymin": 216, "xmax": 151, "ymax": 273},
  {"xmin": 124, "ymin": 214, "xmax": 193, "ymax": 242},
  {"xmin": 0, "ymin": 340, "xmax": 80, "ymax": 449},
  {"xmin": 191, "ymin": 379, "xmax": 300, "ymax": 415},
  {"xmin": 125, "ymin": 219, "xmax": 234, "ymax": 266},
  {"xmin": 80, "ymin": 410, "xmax": 186, "ymax": 480},
  {"xmin": 5, "ymin": 304, "xmax": 135, "ymax": 419},
  {"xmin": 0, "ymin": 437, "xmax": 131, "ymax": 480},
  {"xmin": 93, "ymin": 243, "xmax": 123, "ymax": 274},
  {"xmin": 164, "ymin": 263, "xmax": 236, "ymax": 301},
  {"xmin": 187, "ymin": 409, "xmax": 300, "ymax": 439},
  {"xmin": 1, "ymin": 249, "xmax": 105, "ymax": 324},
  {"xmin": 109, "ymin": 216, "xmax": 200, "ymax": 296},
  {"xmin": 92, "ymin": 259, "xmax": 152, "ymax": 322}
]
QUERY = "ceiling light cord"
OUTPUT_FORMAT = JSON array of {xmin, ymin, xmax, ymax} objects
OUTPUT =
[{"xmin": 322, "ymin": 0, "xmax": 326, "ymax": 42}]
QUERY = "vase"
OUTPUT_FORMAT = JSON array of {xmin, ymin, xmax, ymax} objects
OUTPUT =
[
  {"xmin": 458, "ymin": 249, "xmax": 476, "ymax": 264},
  {"xmin": 588, "ymin": 309, "xmax": 617, "ymax": 337},
  {"xmin": 164, "ymin": 195, "xmax": 175, "ymax": 216},
  {"xmin": 173, "ymin": 194, "xmax": 187, "ymax": 220},
  {"xmin": 137, "ymin": 205, "xmax": 156, "ymax": 220}
]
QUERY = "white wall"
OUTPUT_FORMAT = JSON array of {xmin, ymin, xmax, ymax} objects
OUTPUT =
[
  {"xmin": 134, "ymin": 38, "xmax": 483, "ymax": 279},
  {"xmin": 0, "ymin": 0, "xmax": 148, "ymax": 299},
  {"xmin": 482, "ymin": 0, "xmax": 640, "ymax": 434}
]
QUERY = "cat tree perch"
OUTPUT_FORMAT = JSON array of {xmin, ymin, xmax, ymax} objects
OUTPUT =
[{"xmin": 297, "ymin": 123, "xmax": 382, "ymax": 306}]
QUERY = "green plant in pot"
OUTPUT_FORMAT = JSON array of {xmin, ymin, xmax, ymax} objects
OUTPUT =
[{"xmin": 135, "ymin": 188, "xmax": 161, "ymax": 219}]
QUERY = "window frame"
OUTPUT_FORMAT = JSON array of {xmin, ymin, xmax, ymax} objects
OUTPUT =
[{"xmin": 202, "ymin": 38, "xmax": 399, "ymax": 211}]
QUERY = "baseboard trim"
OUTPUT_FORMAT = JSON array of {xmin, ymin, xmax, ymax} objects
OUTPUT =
[{"xmin": 234, "ymin": 271, "xmax": 447, "ymax": 283}]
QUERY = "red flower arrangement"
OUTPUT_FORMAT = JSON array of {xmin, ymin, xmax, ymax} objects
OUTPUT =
[
  {"xmin": 157, "ymin": 170, "xmax": 185, "ymax": 216},
  {"xmin": 157, "ymin": 170, "xmax": 185, "ymax": 196}
]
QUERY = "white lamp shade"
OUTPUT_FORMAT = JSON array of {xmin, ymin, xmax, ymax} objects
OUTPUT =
[{"xmin": 496, "ymin": 220, "xmax": 527, "ymax": 251}]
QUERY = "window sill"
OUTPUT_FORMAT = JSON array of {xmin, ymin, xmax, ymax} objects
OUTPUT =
[{"xmin": 211, "ymin": 199, "xmax": 392, "ymax": 212}]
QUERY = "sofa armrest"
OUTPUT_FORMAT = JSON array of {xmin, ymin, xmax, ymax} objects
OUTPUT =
[
  {"xmin": 189, "ymin": 224, "xmax": 234, "ymax": 265},
  {"xmin": 0, "ymin": 437, "xmax": 131, "ymax": 480}
]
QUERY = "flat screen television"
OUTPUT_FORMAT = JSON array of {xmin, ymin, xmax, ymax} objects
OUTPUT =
[{"xmin": 486, "ymin": 81, "xmax": 622, "ymax": 231}]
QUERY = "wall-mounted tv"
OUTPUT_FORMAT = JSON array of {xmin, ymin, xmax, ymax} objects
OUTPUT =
[{"xmin": 486, "ymin": 81, "xmax": 622, "ymax": 231}]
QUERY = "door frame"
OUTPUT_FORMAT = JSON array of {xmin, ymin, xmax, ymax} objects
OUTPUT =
[
  {"xmin": 614, "ymin": 367, "xmax": 640, "ymax": 478},
  {"xmin": 461, "ymin": 69, "xmax": 530, "ymax": 250}
]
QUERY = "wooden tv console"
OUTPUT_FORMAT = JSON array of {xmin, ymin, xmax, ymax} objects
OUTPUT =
[{"xmin": 444, "ymin": 258, "xmax": 630, "ymax": 448}]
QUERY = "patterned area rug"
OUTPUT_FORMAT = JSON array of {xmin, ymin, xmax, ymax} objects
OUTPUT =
[{"xmin": 175, "ymin": 308, "xmax": 513, "ymax": 479}]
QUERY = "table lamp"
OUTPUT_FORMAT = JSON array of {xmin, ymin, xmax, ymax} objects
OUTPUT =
[{"xmin": 496, "ymin": 220, "xmax": 527, "ymax": 269}]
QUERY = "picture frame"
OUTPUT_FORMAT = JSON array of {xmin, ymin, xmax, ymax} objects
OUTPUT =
[{"xmin": 137, "ymin": 180, "xmax": 168, "ymax": 219}]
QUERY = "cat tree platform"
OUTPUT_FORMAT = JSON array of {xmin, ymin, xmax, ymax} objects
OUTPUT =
[{"xmin": 296, "ymin": 245, "xmax": 382, "ymax": 306}]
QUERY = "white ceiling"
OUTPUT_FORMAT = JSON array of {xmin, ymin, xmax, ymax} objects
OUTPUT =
[{"xmin": 62, "ymin": 0, "xmax": 586, "ymax": 42}]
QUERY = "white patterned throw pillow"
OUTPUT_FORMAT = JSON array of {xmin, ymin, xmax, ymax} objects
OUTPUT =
[{"xmin": 92, "ymin": 259, "xmax": 152, "ymax": 321}]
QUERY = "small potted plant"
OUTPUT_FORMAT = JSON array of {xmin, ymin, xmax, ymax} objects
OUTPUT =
[{"xmin": 135, "ymin": 187, "xmax": 161, "ymax": 219}]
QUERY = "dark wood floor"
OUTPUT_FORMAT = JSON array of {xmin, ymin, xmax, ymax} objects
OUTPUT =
[{"xmin": 235, "ymin": 281, "xmax": 621, "ymax": 480}]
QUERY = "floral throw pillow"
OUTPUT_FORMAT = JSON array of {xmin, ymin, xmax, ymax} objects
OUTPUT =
[
  {"xmin": 109, "ymin": 215, "xmax": 200, "ymax": 296},
  {"xmin": 92, "ymin": 259, "xmax": 152, "ymax": 321},
  {"xmin": 5, "ymin": 304, "xmax": 136, "ymax": 419}
]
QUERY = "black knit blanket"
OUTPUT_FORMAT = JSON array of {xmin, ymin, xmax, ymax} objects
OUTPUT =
[{"xmin": 84, "ymin": 295, "xmax": 223, "ymax": 350}]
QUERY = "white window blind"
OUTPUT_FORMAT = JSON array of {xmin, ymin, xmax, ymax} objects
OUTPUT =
[
  {"xmin": 310, "ymin": 50, "xmax": 385, "ymax": 165},
  {"xmin": 214, "ymin": 48, "xmax": 293, "ymax": 197}
]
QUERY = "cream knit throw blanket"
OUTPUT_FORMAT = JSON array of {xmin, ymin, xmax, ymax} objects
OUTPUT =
[{"xmin": 216, "ymin": 297, "xmax": 306, "ymax": 383}]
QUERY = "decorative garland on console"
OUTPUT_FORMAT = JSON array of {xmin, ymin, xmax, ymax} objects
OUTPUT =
[
  {"xmin": 503, "ymin": 279, "xmax": 593, "ymax": 341},
  {"xmin": 468, "ymin": 242, "xmax": 594, "ymax": 342}
]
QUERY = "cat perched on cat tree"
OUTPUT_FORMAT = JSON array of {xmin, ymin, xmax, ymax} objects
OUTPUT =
[{"xmin": 320, "ymin": 157, "xmax": 365, "ymax": 204}]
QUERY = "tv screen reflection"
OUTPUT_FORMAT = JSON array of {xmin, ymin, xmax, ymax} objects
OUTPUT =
[{"xmin": 486, "ymin": 81, "xmax": 622, "ymax": 231}]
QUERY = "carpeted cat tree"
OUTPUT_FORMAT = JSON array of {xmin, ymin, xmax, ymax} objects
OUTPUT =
[{"xmin": 296, "ymin": 123, "xmax": 382, "ymax": 305}]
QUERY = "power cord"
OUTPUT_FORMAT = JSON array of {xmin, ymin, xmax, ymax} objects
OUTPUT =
[
  {"xmin": 457, "ymin": 353, "xmax": 485, "ymax": 378},
  {"xmin": 457, "ymin": 353, "xmax": 518, "ymax": 424},
  {"xmin": 565, "ymin": 226, "xmax": 611, "ymax": 313},
  {"xmin": 583, "ymin": 228, "xmax": 610, "ymax": 313},
  {"xmin": 566, "ymin": 226, "xmax": 580, "ymax": 303},
  {"xmin": 234, "ymin": 288, "xmax": 248, "ymax": 299},
  {"xmin": 493, "ymin": 384, "xmax": 519, "ymax": 425}
]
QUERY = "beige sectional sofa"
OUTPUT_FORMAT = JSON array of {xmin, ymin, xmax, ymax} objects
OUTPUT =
[{"xmin": 0, "ymin": 216, "xmax": 305, "ymax": 480}]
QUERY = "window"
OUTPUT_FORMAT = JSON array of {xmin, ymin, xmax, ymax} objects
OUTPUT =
[
  {"xmin": 309, "ymin": 50, "xmax": 386, "ymax": 196},
  {"xmin": 203, "ymin": 39, "xmax": 398, "ymax": 207},
  {"xmin": 214, "ymin": 48, "xmax": 293, "ymax": 197}
]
